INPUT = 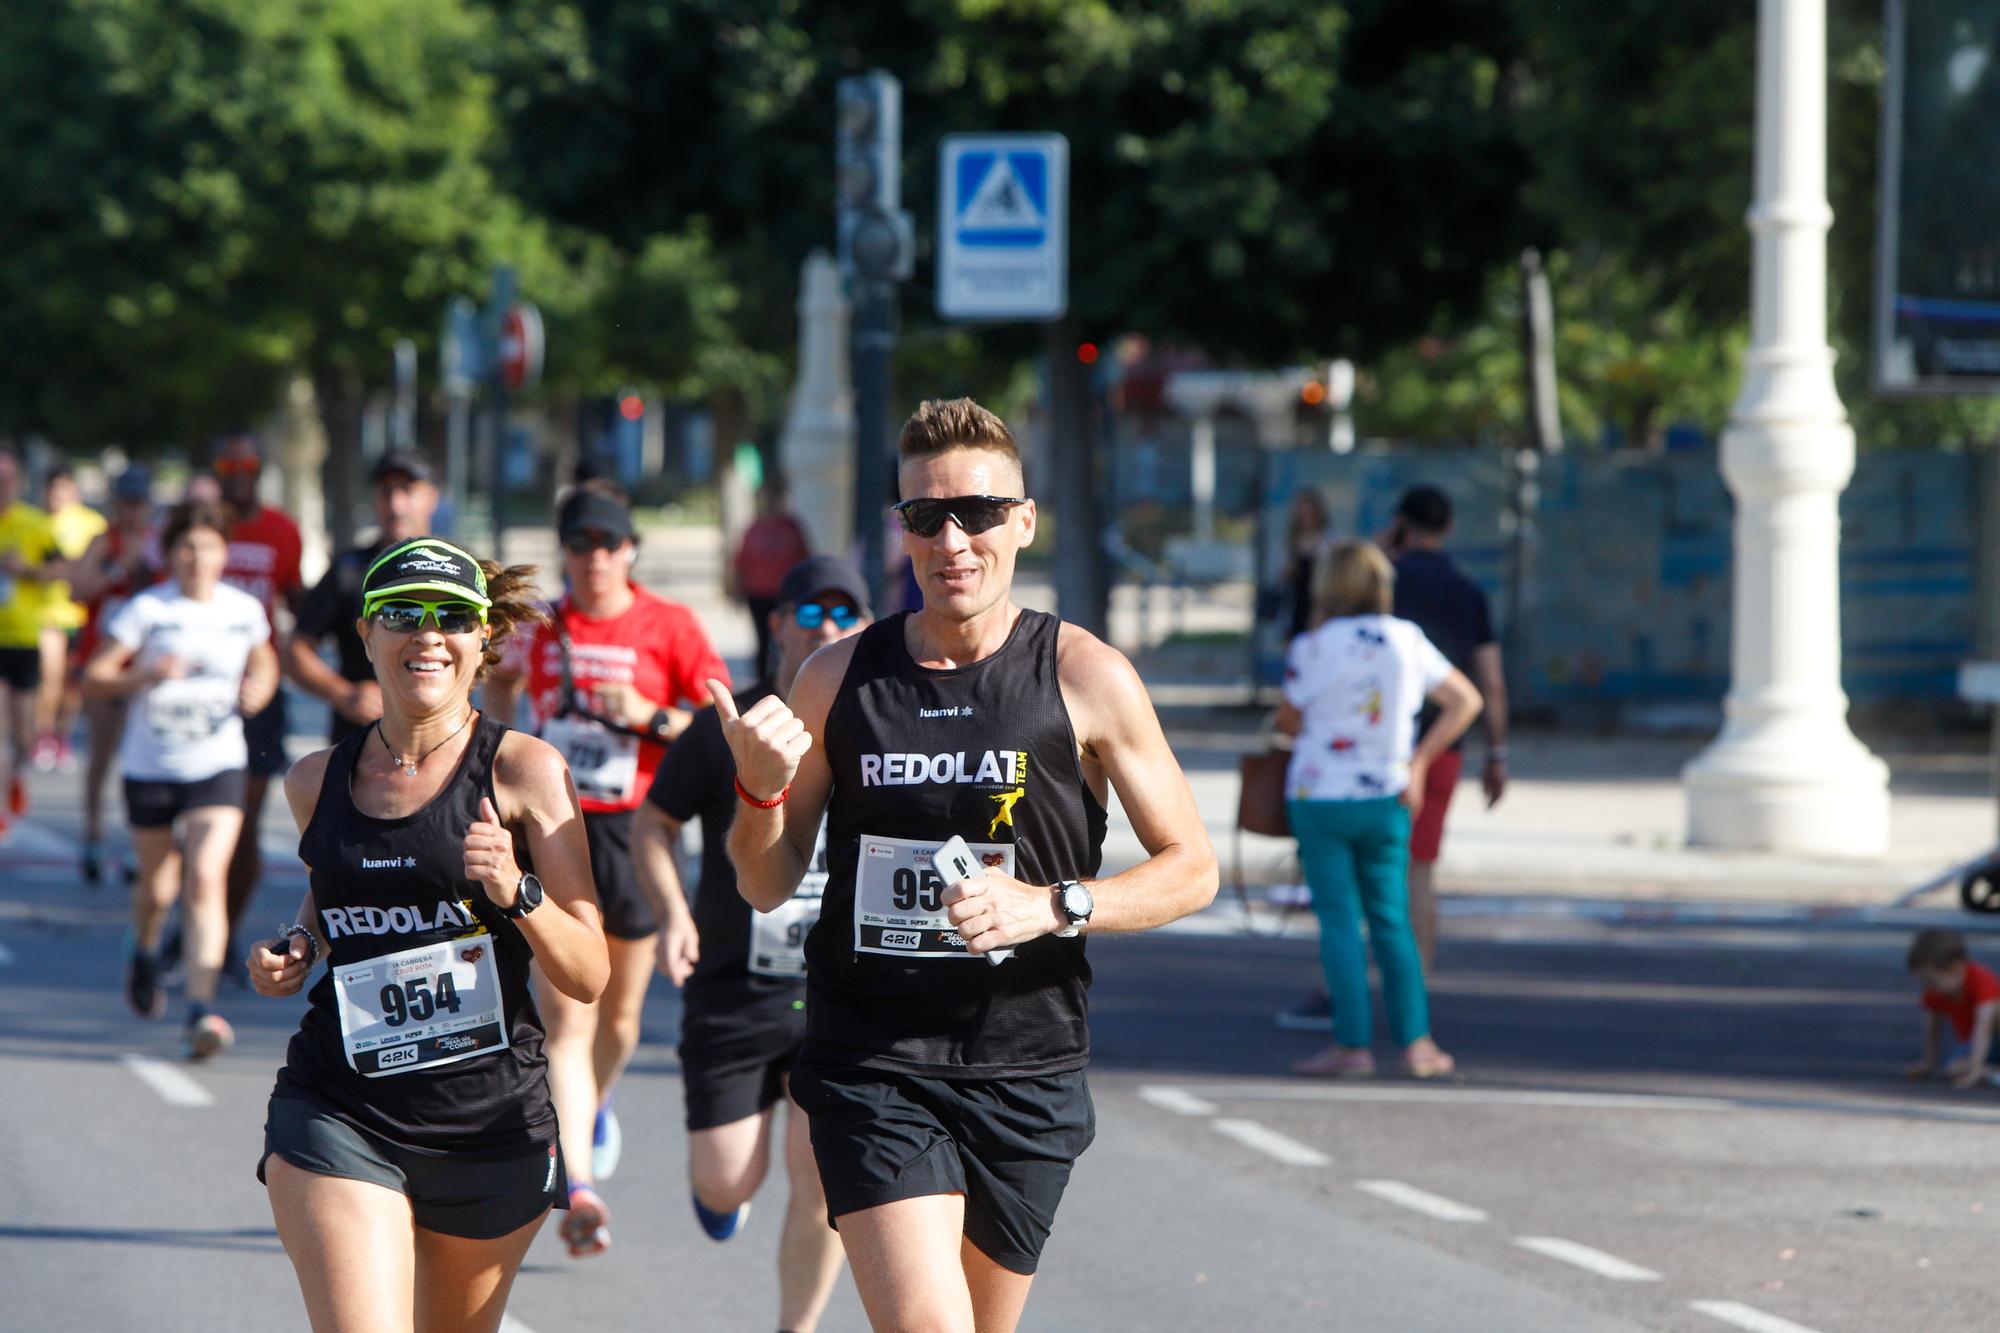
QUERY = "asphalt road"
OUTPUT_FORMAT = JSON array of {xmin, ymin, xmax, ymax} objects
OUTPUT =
[{"xmin": 3, "ymin": 758, "xmax": 1996, "ymax": 1332}]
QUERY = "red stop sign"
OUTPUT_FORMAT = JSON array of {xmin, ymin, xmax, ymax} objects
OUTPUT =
[{"xmin": 498, "ymin": 303, "xmax": 544, "ymax": 391}]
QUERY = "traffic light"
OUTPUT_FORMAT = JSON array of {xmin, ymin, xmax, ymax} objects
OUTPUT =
[{"xmin": 836, "ymin": 72, "xmax": 914, "ymax": 281}]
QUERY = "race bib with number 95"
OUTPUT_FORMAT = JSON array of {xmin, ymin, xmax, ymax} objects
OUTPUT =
[{"xmin": 854, "ymin": 833, "xmax": 1015, "ymax": 960}]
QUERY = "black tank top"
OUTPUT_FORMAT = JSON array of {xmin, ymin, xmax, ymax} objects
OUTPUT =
[
  {"xmin": 272, "ymin": 715, "xmax": 557, "ymax": 1156},
  {"xmin": 812, "ymin": 609, "xmax": 1107, "ymax": 1078}
]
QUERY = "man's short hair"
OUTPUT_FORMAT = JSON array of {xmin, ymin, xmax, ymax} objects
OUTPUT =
[
  {"xmin": 1908, "ymin": 928, "xmax": 1969, "ymax": 972},
  {"xmin": 897, "ymin": 398, "xmax": 1019, "ymax": 465},
  {"xmin": 1396, "ymin": 485, "xmax": 1453, "ymax": 534}
]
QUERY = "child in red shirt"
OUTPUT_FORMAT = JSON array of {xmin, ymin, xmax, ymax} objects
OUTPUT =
[{"xmin": 1906, "ymin": 928, "xmax": 2000, "ymax": 1089}]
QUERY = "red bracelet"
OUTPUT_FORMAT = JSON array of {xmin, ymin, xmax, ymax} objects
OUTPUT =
[{"xmin": 735, "ymin": 776, "xmax": 789, "ymax": 808}]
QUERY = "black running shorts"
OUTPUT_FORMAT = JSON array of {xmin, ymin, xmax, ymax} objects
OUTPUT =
[
  {"xmin": 258, "ymin": 1095, "xmax": 567, "ymax": 1239},
  {"xmin": 789, "ymin": 1062, "xmax": 1095, "ymax": 1275},
  {"xmin": 585, "ymin": 808, "xmax": 658, "ymax": 940},
  {"xmin": 0, "ymin": 646, "xmax": 40, "ymax": 692},
  {"xmin": 242, "ymin": 689, "xmax": 289, "ymax": 777},
  {"xmin": 680, "ymin": 1005, "xmax": 805, "ymax": 1132},
  {"xmin": 123, "ymin": 769, "xmax": 247, "ymax": 829}
]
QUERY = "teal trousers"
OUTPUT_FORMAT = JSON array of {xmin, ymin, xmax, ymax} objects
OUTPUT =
[{"xmin": 1287, "ymin": 797, "xmax": 1431, "ymax": 1048}]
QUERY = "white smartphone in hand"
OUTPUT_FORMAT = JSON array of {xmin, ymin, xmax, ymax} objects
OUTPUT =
[{"xmin": 932, "ymin": 835, "xmax": 1012, "ymax": 965}]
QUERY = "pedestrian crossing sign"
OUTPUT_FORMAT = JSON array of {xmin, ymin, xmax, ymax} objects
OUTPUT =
[{"xmin": 938, "ymin": 134, "xmax": 1068, "ymax": 321}]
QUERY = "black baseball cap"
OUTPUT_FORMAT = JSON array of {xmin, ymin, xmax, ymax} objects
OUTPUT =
[
  {"xmin": 558, "ymin": 488, "xmax": 636, "ymax": 542},
  {"xmin": 777, "ymin": 556, "xmax": 871, "ymax": 617},
  {"xmin": 370, "ymin": 450, "xmax": 434, "ymax": 485},
  {"xmin": 361, "ymin": 537, "xmax": 490, "ymax": 614}
]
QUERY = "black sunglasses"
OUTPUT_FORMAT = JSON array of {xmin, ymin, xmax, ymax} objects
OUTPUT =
[
  {"xmin": 561, "ymin": 530, "xmax": 628, "ymax": 554},
  {"xmin": 892, "ymin": 495, "xmax": 1026, "ymax": 539}
]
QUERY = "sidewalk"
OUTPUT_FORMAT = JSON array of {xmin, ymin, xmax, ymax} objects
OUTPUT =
[{"xmin": 1193, "ymin": 729, "xmax": 1997, "ymax": 912}]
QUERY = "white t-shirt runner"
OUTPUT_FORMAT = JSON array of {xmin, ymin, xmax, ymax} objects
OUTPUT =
[
  {"xmin": 105, "ymin": 580, "xmax": 268, "ymax": 782},
  {"xmin": 1283, "ymin": 613, "xmax": 1451, "ymax": 801}
]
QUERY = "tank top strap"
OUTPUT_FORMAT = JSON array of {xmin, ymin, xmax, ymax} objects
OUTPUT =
[{"xmin": 466, "ymin": 713, "xmax": 510, "ymax": 803}]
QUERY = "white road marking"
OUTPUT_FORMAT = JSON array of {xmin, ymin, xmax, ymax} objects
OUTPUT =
[
  {"xmin": 1138, "ymin": 1085, "xmax": 1218, "ymax": 1117},
  {"xmin": 498, "ymin": 1317, "xmax": 540, "ymax": 1333},
  {"xmin": 1689, "ymin": 1300, "xmax": 1827, "ymax": 1333},
  {"xmin": 121, "ymin": 1054, "xmax": 214, "ymax": 1108},
  {"xmin": 1354, "ymin": 1179, "xmax": 1488, "ymax": 1223},
  {"xmin": 1211, "ymin": 1118, "xmax": 1331, "ymax": 1167},
  {"xmin": 1180, "ymin": 1084, "xmax": 1735, "ymax": 1113},
  {"xmin": 1515, "ymin": 1236, "xmax": 1662, "ymax": 1282}
]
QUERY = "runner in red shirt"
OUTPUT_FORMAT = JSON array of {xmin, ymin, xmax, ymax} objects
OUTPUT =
[
  {"xmin": 485, "ymin": 484, "xmax": 729, "ymax": 1256},
  {"xmin": 213, "ymin": 433, "xmax": 305, "ymax": 956}
]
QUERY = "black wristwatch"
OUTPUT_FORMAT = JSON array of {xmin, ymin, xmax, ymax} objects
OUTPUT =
[
  {"xmin": 1054, "ymin": 880, "xmax": 1094, "ymax": 938},
  {"xmin": 502, "ymin": 872, "xmax": 545, "ymax": 919},
  {"xmin": 649, "ymin": 707, "xmax": 674, "ymax": 741}
]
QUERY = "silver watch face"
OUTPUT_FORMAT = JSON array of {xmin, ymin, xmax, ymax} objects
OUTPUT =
[
  {"xmin": 520, "ymin": 873, "xmax": 545, "ymax": 909},
  {"xmin": 1062, "ymin": 882, "xmax": 1093, "ymax": 921}
]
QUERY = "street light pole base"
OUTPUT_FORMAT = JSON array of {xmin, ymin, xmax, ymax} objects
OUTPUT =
[{"xmin": 1683, "ymin": 732, "xmax": 1888, "ymax": 855}]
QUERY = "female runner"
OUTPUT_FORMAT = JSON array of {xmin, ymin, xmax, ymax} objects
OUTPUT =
[{"xmin": 248, "ymin": 536, "xmax": 607, "ymax": 1332}]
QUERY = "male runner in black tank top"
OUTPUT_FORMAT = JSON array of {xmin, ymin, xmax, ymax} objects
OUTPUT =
[{"xmin": 710, "ymin": 398, "xmax": 1218, "ymax": 1333}]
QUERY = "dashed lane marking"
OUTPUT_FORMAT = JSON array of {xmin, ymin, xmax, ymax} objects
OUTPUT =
[
  {"xmin": 1211, "ymin": 1118, "xmax": 1331, "ymax": 1167},
  {"xmin": 121, "ymin": 1054, "xmax": 214, "ymax": 1108},
  {"xmin": 1689, "ymin": 1300, "xmax": 1827, "ymax": 1333},
  {"xmin": 1138, "ymin": 1086, "xmax": 1217, "ymax": 1117},
  {"xmin": 1159, "ymin": 1084, "xmax": 1734, "ymax": 1113},
  {"xmin": 1515, "ymin": 1236, "xmax": 1662, "ymax": 1282},
  {"xmin": 1354, "ymin": 1179, "xmax": 1488, "ymax": 1223}
]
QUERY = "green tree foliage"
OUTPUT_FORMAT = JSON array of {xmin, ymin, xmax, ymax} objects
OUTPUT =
[
  {"xmin": 1509, "ymin": 0, "xmax": 2000, "ymax": 447},
  {"xmin": 488, "ymin": 0, "xmax": 1535, "ymax": 416},
  {"xmin": 0, "ymin": 0, "xmax": 515, "ymax": 449}
]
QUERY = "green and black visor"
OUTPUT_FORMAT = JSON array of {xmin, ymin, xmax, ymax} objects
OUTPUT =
[{"xmin": 361, "ymin": 538, "xmax": 491, "ymax": 618}]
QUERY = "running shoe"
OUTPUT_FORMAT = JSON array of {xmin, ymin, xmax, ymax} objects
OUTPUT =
[
  {"xmin": 7, "ymin": 774, "xmax": 25, "ymax": 817},
  {"xmin": 125, "ymin": 947, "xmax": 167, "ymax": 1020},
  {"xmin": 54, "ymin": 740, "xmax": 77, "ymax": 774},
  {"xmin": 561, "ymin": 1183, "xmax": 612, "ymax": 1257},
  {"xmin": 186, "ymin": 1012, "xmax": 234, "ymax": 1060},
  {"xmin": 591, "ymin": 1103, "xmax": 623, "ymax": 1182},
  {"xmin": 1273, "ymin": 990, "xmax": 1335, "ymax": 1033},
  {"xmin": 693, "ymin": 1193, "xmax": 751, "ymax": 1242},
  {"xmin": 30, "ymin": 736, "xmax": 58, "ymax": 773}
]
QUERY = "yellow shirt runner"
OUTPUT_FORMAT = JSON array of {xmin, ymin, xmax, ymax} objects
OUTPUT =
[{"xmin": 0, "ymin": 502, "xmax": 58, "ymax": 649}]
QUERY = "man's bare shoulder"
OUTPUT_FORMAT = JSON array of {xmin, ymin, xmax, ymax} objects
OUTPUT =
[
  {"xmin": 792, "ymin": 633, "xmax": 865, "ymax": 710},
  {"xmin": 1054, "ymin": 622, "xmax": 1152, "ymax": 721}
]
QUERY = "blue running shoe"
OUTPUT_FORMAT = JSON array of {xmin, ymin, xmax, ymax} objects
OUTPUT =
[
  {"xmin": 591, "ymin": 1103, "xmax": 622, "ymax": 1181},
  {"xmin": 693, "ymin": 1193, "xmax": 750, "ymax": 1241}
]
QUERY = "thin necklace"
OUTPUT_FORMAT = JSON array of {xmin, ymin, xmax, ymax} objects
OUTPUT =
[{"xmin": 376, "ymin": 711, "xmax": 473, "ymax": 777}]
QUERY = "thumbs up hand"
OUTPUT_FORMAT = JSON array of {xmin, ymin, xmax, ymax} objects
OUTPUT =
[
  {"xmin": 708, "ymin": 678, "xmax": 810, "ymax": 803},
  {"xmin": 464, "ymin": 795, "xmax": 522, "ymax": 908}
]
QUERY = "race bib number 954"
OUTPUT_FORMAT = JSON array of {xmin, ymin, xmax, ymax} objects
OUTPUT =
[
  {"xmin": 333, "ymin": 936, "xmax": 508, "ymax": 1077},
  {"xmin": 854, "ymin": 834, "xmax": 1014, "ymax": 960}
]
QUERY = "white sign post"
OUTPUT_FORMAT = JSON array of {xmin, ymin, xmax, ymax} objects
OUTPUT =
[{"xmin": 937, "ymin": 134, "xmax": 1068, "ymax": 321}]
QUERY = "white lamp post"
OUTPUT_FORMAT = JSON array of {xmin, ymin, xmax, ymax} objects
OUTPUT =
[{"xmin": 1682, "ymin": 0, "xmax": 1889, "ymax": 853}]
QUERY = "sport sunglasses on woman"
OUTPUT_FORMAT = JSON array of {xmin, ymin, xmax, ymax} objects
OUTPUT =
[{"xmin": 366, "ymin": 599, "xmax": 489, "ymax": 635}]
